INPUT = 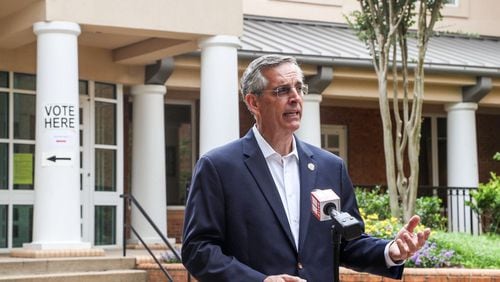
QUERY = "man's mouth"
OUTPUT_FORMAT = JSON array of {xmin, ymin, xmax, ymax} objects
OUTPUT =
[{"xmin": 284, "ymin": 111, "xmax": 300, "ymax": 118}]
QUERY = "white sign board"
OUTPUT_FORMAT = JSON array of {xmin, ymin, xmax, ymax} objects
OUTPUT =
[{"xmin": 43, "ymin": 104, "xmax": 77, "ymax": 130}]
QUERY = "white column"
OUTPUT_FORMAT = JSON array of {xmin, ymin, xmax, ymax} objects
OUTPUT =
[
  {"xmin": 27, "ymin": 21, "xmax": 89, "ymax": 250},
  {"xmin": 295, "ymin": 94, "xmax": 322, "ymax": 147},
  {"xmin": 445, "ymin": 102, "xmax": 480, "ymax": 234},
  {"xmin": 130, "ymin": 85, "xmax": 167, "ymax": 244},
  {"xmin": 199, "ymin": 35, "xmax": 241, "ymax": 155}
]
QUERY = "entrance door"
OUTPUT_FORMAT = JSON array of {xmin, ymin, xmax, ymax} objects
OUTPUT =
[
  {"xmin": 80, "ymin": 96, "xmax": 91, "ymax": 242},
  {"xmin": 79, "ymin": 81, "xmax": 123, "ymax": 247}
]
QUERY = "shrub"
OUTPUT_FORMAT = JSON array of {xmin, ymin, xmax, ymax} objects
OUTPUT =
[
  {"xmin": 467, "ymin": 172, "xmax": 500, "ymax": 234},
  {"xmin": 355, "ymin": 186, "xmax": 391, "ymax": 220},
  {"xmin": 494, "ymin": 152, "xmax": 500, "ymax": 161},
  {"xmin": 355, "ymin": 186, "xmax": 447, "ymax": 230},
  {"xmin": 415, "ymin": 197, "xmax": 447, "ymax": 230}
]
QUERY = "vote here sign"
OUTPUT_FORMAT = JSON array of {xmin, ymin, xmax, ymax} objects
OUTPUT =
[{"xmin": 43, "ymin": 104, "xmax": 77, "ymax": 130}]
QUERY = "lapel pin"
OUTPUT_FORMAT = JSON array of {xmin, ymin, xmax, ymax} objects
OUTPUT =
[{"xmin": 308, "ymin": 163, "xmax": 315, "ymax": 171}]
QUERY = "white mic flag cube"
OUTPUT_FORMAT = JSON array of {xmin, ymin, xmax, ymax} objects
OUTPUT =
[{"xmin": 311, "ymin": 189, "xmax": 341, "ymax": 221}]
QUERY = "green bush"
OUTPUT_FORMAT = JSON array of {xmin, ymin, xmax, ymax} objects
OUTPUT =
[
  {"xmin": 415, "ymin": 197, "xmax": 447, "ymax": 230},
  {"xmin": 355, "ymin": 186, "xmax": 391, "ymax": 219},
  {"xmin": 355, "ymin": 186, "xmax": 447, "ymax": 230},
  {"xmin": 493, "ymin": 152, "xmax": 500, "ymax": 161},
  {"xmin": 467, "ymin": 172, "xmax": 500, "ymax": 234}
]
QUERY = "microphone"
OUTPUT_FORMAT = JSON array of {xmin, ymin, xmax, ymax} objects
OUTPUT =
[
  {"xmin": 311, "ymin": 189, "xmax": 362, "ymax": 241},
  {"xmin": 311, "ymin": 189, "xmax": 340, "ymax": 221}
]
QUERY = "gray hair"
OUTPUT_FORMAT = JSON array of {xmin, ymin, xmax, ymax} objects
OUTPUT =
[{"xmin": 240, "ymin": 54, "xmax": 303, "ymax": 100}]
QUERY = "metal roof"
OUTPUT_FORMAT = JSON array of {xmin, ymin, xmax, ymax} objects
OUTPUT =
[{"xmin": 239, "ymin": 16, "xmax": 500, "ymax": 76}]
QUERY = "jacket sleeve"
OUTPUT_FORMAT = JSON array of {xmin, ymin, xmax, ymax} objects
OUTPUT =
[{"xmin": 181, "ymin": 156, "xmax": 267, "ymax": 282}]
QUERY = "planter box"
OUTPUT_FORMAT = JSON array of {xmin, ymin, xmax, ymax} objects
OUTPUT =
[
  {"xmin": 137, "ymin": 263, "xmax": 500, "ymax": 282},
  {"xmin": 341, "ymin": 267, "xmax": 500, "ymax": 281}
]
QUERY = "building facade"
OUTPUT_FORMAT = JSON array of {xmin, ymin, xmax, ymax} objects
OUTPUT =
[{"xmin": 0, "ymin": 0, "xmax": 498, "ymax": 252}]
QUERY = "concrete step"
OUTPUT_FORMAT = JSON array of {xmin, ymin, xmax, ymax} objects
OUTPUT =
[
  {"xmin": 0, "ymin": 269, "xmax": 147, "ymax": 282},
  {"xmin": 0, "ymin": 256, "xmax": 148, "ymax": 282},
  {"xmin": 0, "ymin": 257, "xmax": 137, "ymax": 276}
]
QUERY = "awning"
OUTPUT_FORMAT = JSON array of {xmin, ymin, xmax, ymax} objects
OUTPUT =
[{"xmin": 239, "ymin": 16, "xmax": 500, "ymax": 76}]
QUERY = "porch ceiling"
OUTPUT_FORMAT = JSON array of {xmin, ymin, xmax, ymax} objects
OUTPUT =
[{"xmin": 0, "ymin": 0, "xmax": 242, "ymax": 66}]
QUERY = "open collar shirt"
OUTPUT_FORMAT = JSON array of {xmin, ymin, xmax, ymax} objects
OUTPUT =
[{"xmin": 252, "ymin": 125, "xmax": 301, "ymax": 250}]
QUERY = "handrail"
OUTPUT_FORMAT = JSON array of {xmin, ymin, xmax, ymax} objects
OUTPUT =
[{"xmin": 121, "ymin": 193, "xmax": 184, "ymax": 282}]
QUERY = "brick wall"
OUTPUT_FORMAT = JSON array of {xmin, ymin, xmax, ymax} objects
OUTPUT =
[
  {"xmin": 321, "ymin": 106, "xmax": 387, "ymax": 185},
  {"xmin": 140, "ymin": 264, "xmax": 500, "ymax": 282},
  {"xmin": 167, "ymin": 209, "xmax": 185, "ymax": 243},
  {"xmin": 477, "ymin": 113, "xmax": 500, "ymax": 183}
]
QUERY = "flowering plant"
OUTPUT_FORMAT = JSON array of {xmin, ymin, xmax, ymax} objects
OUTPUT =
[
  {"xmin": 406, "ymin": 241, "xmax": 457, "ymax": 268},
  {"xmin": 359, "ymin": 208, "xmax": 402, "ymax": 239}
]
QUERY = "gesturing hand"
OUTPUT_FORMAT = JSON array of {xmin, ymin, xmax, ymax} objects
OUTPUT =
[{"xmin": 389, "ymin": 215, "xmax": 431, "ymax": 262}]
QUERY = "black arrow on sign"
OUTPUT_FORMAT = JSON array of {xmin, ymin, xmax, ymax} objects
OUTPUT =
[{"xmin": 47, "ymin": 155, "xmax": 71, "ymax": 162}]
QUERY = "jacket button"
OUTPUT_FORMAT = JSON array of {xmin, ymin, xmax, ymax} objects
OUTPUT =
[{"xmin": 297, "ymin": 262, "xmax": 303, "ymax": 270}]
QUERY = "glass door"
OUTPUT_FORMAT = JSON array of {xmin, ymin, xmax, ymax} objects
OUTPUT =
[
  {"xmin": 79, "ymin": 95, "xmax": 91, "ymax": 242},
  {"xmin": 0, "ymin": 72, "xmax": 36, "ymax": 250},
  {"xmin": 79, "ymin": 81, "xmax": 123, "ymax": 247}
]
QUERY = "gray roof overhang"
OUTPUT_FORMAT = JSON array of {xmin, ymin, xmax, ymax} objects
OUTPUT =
[{"xmin": 239, "ymin": 16, "xmax": 500, "ymax": 77}]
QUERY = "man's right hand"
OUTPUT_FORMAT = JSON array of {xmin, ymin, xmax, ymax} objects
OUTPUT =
[{"xmin": 264, "ymin": 274, "xmax": 306, "ymax": 282}]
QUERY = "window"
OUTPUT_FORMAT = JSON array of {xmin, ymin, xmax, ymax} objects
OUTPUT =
[
  {"xmin": 0, "ymin": 205, "xmax": 7, "ymax": 248},
  {"xmin": 165, "ymin": 103, "xmax": 194, "ymax": 206},
  {"xmin": 12, "ymin": 205, "xmax": 33, "ymax": 248},
  {"xmin": 419, "ymin": 116, "xmax": 447, "ymax": 187},
  {"xmin": 0, "ymin": 91, "xmax": 8, "ymax": 138},
  {"xmin": 94, "ymin": 82, "xmax": 118, "ymax": 192},
  {"xmin": 445, "ymin": 0, "xmax": 458, "ymax": 6},
  {"xmin": 0, "ymin": 143, "xmax": 7, "ymax": 190},
  {"xmin": 0, "ymin": 72, "xmax": 8, "ymax": 88},
  {"xmin": 95, "ymin": 149, "xmax": 116, "ymax": 191},
  {"xmin": 321, "ymin": 125, "xmax": 347, "ymax": 161},
  {"xmin": 94, "ymin": 205, "xmax": 116, "ymax": 245},
  {"xmin": 442, "ymin": 0, "xmax": 468, "ymax": 18},
  {"xmin": 0, "ymin": 72, "xmax": 36, "ymax": 249}
]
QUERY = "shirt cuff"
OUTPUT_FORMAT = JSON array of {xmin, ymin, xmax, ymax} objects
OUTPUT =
[{"xmin": 384, "ymin": 240, "xmax": 406, "ymax": 267}]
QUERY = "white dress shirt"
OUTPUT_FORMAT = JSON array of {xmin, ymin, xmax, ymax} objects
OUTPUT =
[{"xmin": 253, "ymin": 126, "xmax": 301, "ymax": 249}]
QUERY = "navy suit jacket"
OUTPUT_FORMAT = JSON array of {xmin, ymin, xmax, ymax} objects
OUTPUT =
[{"xmin": 182, "ymin": 130, "xmax": 404, "ymax": 281}]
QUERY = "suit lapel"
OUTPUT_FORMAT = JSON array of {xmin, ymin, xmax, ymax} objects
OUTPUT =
[
  {"xmin": 242, "ymin": 130, "xmax": 296, "ymax": 250},
  {"xmin": 296, "ymin": 140, "xmax": 317, "ymax": 252}
]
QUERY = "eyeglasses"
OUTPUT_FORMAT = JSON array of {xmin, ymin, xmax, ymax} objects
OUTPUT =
[{"xmin": 261, "ymin": 84, "xmax": 308, "ymax": 98}]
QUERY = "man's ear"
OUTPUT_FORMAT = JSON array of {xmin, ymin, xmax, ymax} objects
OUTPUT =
[{"xmin": 244, "ymin": 93, "xmax": 259, "ymax": 115}]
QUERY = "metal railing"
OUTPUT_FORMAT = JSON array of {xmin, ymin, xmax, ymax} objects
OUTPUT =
[
  {"xmin": 121, "ymin": 193, "xmax": 185, "ymax": 282},
  {"xmin": 419, "ymin": 186, "xmax": 481, "ymax": 234}
]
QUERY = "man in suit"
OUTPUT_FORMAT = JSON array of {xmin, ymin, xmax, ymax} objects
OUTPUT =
[{"xmin": 182, "ymin": 54, "xmax": 430, "ymax": 281}]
